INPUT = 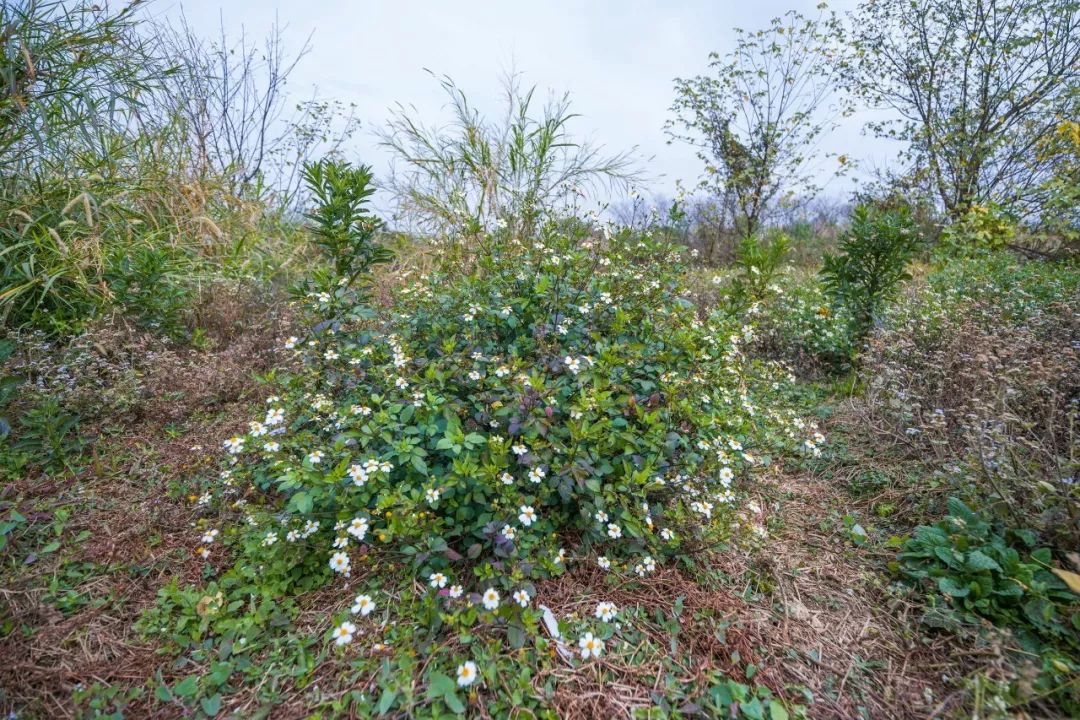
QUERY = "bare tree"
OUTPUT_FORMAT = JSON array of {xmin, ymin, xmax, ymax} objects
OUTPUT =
[
  {"xmin": 844, "ymin": 0, "xmax": 1080, "ymax": 219},
  {"xmin": 144, "ymin": 13, "xmax": 359, "ymax": 205},
  {"xmin": 668, "ymin": 8, "xmax": 845, "ymax": 239}
]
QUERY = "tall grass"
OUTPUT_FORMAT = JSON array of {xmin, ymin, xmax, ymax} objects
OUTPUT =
[
  {"xmin": 380, "ymin": 72, "xmax": 643, "ymax": 240},
  {"xmin": 0, "ymin": 1, "xmax": 316, "ymax": 337}
]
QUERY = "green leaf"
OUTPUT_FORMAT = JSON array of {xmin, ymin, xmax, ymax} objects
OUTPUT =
[
  {"xmin": 200, "ymin": 694, "xmax": 222, "ymax": 716},
  {"xmin": 938, "ymin": 576, "xmax": 970, "ymax": 597},
  {"xmin": 443, "ymin": 688, "xmax": 466, "ymax": 714},
  {"xmin": 288, "ymin": 492, "xmax": 313, "ymax": 514},
  {"xmin": 427, "ymin": 672, "xmax": 465, "ymax": 713},
  {"xmin": 508, "ymin": 623, "xmax": 526, "ymax": 648},
  {"xmin": 965, "ymin": 550, "xmax": 1001, "ymax": 573},
  {"xmin": 173, "ymin": 675, "xmax": 199, "ymax": 698},
  {"xmin": 377, "ymin": 687, "xmax": 397, "ymax": 714},
  {"xmin": 769, "ymin": 700, "xmax": 790, "ymax": 720}
]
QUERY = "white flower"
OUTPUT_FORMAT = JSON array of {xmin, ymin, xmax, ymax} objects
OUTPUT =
[
  {"xmin": 578, "ymin": 632, "xmax": 604, "ymax": 659},
  {"xmin": 265, "ymin": 407, "xmax": 285, "ymax": 425},
  {"xmin": 594, "ymin": 510, "xmax": 608, "ymax": 523},
  {"xmin": 332, "ymin": 621, "xmax": 356, "ymax": 646},
  {"xmin": 594, "ymin": 601, "xmax": 617, "ymax": 622},
  {"xmin": 223, "ymin": 436, "xmax": 245, "ymax": 454},
  {"xmin": 329, "ymin": 552, "xmax": 351, "ymax": 575},
  {"xmin": 518, "ymin": 505, "xmax": 537, "ymax": 526},
  {"xmin": 351, "ymin": 594, "xmax": 375, "ymax": 616},
  {"xmin": 512, "ymin": 443, "xmax": 528, "ymax": 456},
  {"xmin": 308, "ymin": 450, "xmax": 324, "ymax": 465},
  {"xmin": 597, "ymin": 556, "xmax": 611, "ymax": 570},
  {"xmin": 426, "ymin": 487, "xmax": 441, "ymax": 504},
  {"xmin": 429, "ymin": 572, "xmax": 448, "ymax": 589},
  {"xmin": 248, "ymin": 421, "xmax": 267, "ymax": 437},
  {"xmin": 261, "ymin": 531, "xmax": 278, "ymax": 547},
  {"xmin": 660, "ymin": 528, "xmax": 675, "ymax": 541},
  {"xmin": 527, "ymin": 467, "xmax": 546, "ymax": 484},
  {"xmin": 449, "ymin": 584, "xmax": 464, "ymax": 599},
  {"xmin": 346, "ymin": 517, "xmax": 369, "ymax": 540},
  {"xmin": 501, "ymin": 524, "xmax": 517, "ymax": 540},
  {"xmin": 348, "ymin": 464, "xmax": 369, "ymax": 486},
  {"xmin": 606, "ymin": 523, "xmax": 622, "ymax": 539},
  {"xmin": 691, "ymin": 500, "xmax": 713, "ymax": 519},
  {"xmin": 482, "ymin": 588, "xmax": 500, "ymax": 610},
  {"xmin": 499, "ymin": 472, "xmax": 514, "ymax": 485},
  {"xmin": 284, "ymin": 336, "xmax": 299, "ymax": 349},
  {"xmin": 395, "ymin": 377, "xmax": 409, "ymax": 390},
  {"xmin": 456, "ymin": 660, "xmax": 478, "ymax": 687},
  {"xmin": 201, "ymin": 529, "xmax": 219, "ymax": 544},
  {"xmin": 564, "ymin": 356, "xmax": 581, "ymax": 375},
  {"xmin": 513, "ymin": 589, "xmax": 530, "ymax": 608},
  {"xmin": 263, "ymin": 441, "xmax": 280, "ymax": 452}
]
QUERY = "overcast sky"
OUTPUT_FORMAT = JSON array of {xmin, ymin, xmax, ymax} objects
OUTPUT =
[{"xmin": 156, "ymin": 0, "xmax": 900, "ymax": 209}]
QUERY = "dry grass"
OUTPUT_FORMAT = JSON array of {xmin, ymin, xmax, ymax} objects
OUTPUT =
[
  {"xmin": 0, "ymin": 290, "xmax": 294, "ymax": 719},
  {"xmin": 0, "ymin": 285, "xmax": 1017, "ymax": 719},
  {"xmin": 746, "ymin": 463, "xmax": 954, "ymax": 719}
]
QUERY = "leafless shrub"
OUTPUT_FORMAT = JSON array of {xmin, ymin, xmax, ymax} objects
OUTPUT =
[{"xmin": 856, "ymin": 271, "xmax": 1079, "ymax": 544}]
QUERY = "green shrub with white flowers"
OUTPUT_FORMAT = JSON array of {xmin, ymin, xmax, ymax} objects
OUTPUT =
[{"xmin": 208, "ymin": 216, "xmax": 819, "ymax": 622}]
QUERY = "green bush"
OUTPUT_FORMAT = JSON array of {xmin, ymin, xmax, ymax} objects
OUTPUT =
[
  {"xmin": 821, "ymin": 205, "xmax": 922, "ymax": 348},
  {"xmin": 939, "ymin": 203, "xmax": 1017, "ymax": 254},
  {"xmin": 725, "ymin": 232, "xmax": 790, "ymax": 314},
  {"xmin": 206, "ymin": 220, "xmax": 816, "ymax": 607},
  {"xmin": 898, "ymin": 498, "xmax": 1080, "ymax": 712},
  {"xmin": 300, "ymin": 159, "xmax": 390, "ymax": 288},
  {"xmin": 899, "ymin": 498, "xmax": 1079, "ymax": 642}
]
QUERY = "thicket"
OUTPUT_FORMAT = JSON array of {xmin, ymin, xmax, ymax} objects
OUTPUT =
[{"xmin": 0, "ymin": 0, "xmax": 1078, "ymax": 717}]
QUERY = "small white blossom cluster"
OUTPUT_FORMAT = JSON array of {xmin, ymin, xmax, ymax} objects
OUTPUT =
[{"xmin": 199, "ymin": 229, "xmax": 825, "ymax": 678}]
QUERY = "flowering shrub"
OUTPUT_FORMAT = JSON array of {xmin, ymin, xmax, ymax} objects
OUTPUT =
[
  {"xmin": 206, "ymin": 221, "xmax": 817, "ymax": 608},
  {"xmin": 747, "ymin": 276, "xmax": 854, "ymax": 374}
]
